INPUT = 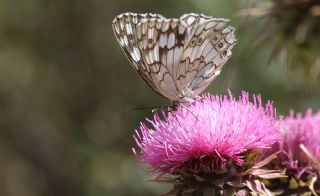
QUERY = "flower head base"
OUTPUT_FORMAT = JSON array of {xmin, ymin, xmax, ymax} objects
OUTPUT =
[{"xmin": 133, "ymin": 91, "xmax": 280, "ymax": 195}]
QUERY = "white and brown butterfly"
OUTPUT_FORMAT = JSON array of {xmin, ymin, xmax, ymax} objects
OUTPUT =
[{"xmin": 112, "ymin": 13, "xmax": 236, "ymax": 106}]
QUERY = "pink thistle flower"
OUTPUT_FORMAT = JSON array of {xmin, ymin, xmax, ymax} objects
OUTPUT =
[
  {"xmin": 133, "ymin": 91, "xmax": 279, "ymax": 177},
  {"xmin": 263, "ymin": 110, "xmax": 320, "ymax": 195},
  {"xmin": 277, "ymin": 109, "xmax": 320, "ymax": 175}
]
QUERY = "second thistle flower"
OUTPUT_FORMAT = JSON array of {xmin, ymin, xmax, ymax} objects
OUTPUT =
[{"xmin": 264, "ymin": 109, "xmax": 320, "ymax": 195}]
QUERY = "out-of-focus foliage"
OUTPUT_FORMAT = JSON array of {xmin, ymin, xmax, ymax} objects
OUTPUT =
[
  {"xmin": 240, "ymin": 0, "xmax": 320, "ymax": 86},
  {"xmin": 0, "ymin": 0, "xmax": 319, "ymax": 196}
]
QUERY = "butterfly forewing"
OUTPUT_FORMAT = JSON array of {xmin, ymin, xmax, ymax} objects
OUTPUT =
[{"xmin": 112, "ymin": 13, "xmax": 236, "ymax": 103}]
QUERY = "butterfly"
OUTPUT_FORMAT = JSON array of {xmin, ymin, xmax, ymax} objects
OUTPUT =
[{"xmin": 112, "ymin": 13, "xmax": 236, "ymax": 106}]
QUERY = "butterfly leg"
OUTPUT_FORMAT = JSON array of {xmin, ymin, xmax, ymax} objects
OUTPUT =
[
  {"xmin": 201, "ymin": 99, "xmax": 217, "ymax": 112},
  {"xmin": 195, "ymin": 95, "xmax": 202, "ymax": 101},
  {"xmin": 177, "ymin": 103, "xmax": 198, "ymax": 120}
]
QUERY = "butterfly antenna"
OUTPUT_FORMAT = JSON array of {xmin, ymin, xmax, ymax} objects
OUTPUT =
[
  {"xmin": 126, "ymin": 105, "xmax": 165, "ymax": 112},
  {"xmin": 170, "ymin": 111, "xmax": 182, "ymax": 127}
]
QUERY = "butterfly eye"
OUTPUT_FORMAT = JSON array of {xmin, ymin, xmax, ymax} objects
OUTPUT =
[
  {"xmin": 148, "ymin": 39, "xmax": 153, "ymax": 44},
  {"xmin": 128, "ymin": 34, "xmax": 133, "ymax": 40}
]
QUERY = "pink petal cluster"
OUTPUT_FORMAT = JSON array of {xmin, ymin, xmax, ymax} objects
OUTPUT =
[
  {"xmin": 277, "ymin": 109, "xmax": 320, "ymax": 168},
  {"xmin": 133, "ymin": 91, "xmax": 279, "ymax": 175}
]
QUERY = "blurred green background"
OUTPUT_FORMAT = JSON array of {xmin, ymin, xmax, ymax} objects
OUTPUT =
[{"xmin": 0, "ymin": 0, "xmax": 319, "ymax": 196}]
